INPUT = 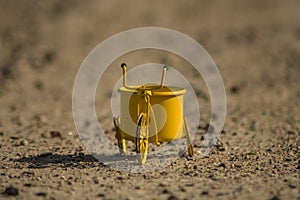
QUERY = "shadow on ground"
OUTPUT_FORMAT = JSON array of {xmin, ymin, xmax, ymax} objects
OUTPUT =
[
  {"xmin": 15, "ymin": 153, "xmax": 101, "ymax": 169},
  {"xmin": 14, "ymin": 152, "xmax": 187, "ymax": 169}
]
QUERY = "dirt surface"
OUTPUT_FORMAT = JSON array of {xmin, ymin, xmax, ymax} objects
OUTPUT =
[{"xmin": 0, "ymin": 0, "xmax": 299, "ymax": 199}]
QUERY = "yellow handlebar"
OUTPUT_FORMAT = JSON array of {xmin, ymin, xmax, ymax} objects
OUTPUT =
[
  {"xmin": 120, "ymin": 63, "xmax": 168, "ymax": 89},
  {"xmin": 121, "ymin": 63, "xmax": 127, "ymax": 88},
  {"xmin": 160, "ymin": 65, "xmax": 168, "ymax": 88}
]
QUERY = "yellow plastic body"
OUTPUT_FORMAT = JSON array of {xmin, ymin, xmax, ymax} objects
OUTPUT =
[{"xmin": 118, "ymin": 85, "xmax": 186, "ymax": 143}]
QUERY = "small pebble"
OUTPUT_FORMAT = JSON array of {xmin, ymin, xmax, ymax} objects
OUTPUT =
[
  {"xmin": 168, "ymin": 195, "xmax": 179, "ymax": 200},
  {"xmin": 98, "ymin": 193, "xmax": 105, "ymax": 197},
  {"xmin": 288, "ymin": 183, "xmax": 296, "ymax": 189},
  {"xmin": 43, "ymin": 51, "xmax": 56, "ymax": 63},
  {"xmin": 158, "ymin": 181, "xmax": 168, "ymax": 187},
  {"xmin": 217, "ymin": 146, "xmax": 226, "ymax": 152},
  {"xmin": 269, "ymin": 195, "xmax": 280, "ymax": 200},
  {"xmin": 218, "ymin": 163, "xmax": 226, "ymax": 168},
  {"xmin": 20, "ymin": 139, "xmax": 29, "ymax": 146},
  {"xmin": 230, "ymin": 85, "xmax": 240, "ymax": 94},
  {"xmin": 40, "ymin": 152, "xmax": 53, "ymax": 157},
  {"xmin": 50, "ymin": 131, "xmax": 62, "ymax": 138},
  {"xmin": 36, "ymin": 192, "xmax": 47, "ymax": 197},
  {"xmin": 34, "ymin": 80, "xmax": 44, "ymax": 90},
  {"xmin": 161, "ymin": 189, "xmax": 169, "ymax": 194},
  {"xmin": 24, "ymin": 183, "xmax": 31, "ymax": 187},
  {"xmin": 10, "ymin": 136, "xmax": 18, "ymax": 140},
  {"xmin": 22, "ymin": 171, "xmax": 34, "ymax": 176},
  {"xmin": 93, "ymin": 177, "xmax": 99, "ymax": 184},
  {"xmin": 287, "ymin": 131, "xmax": 295, "ymax": 135},
  {"xmin": 2, "ymin": 186, "xmax": 19, "ymax": 196},
  {"xmin": 185, "ymin": 183, "xmax": 194, "ymax": 187},
  {"xmin": 198, "ymin": 122, "xmax": 209, "ymax": 131},
  {"xmin": 284, "ymin": 157, "xmax": 291, "ymax": 162},
  {"xmin": 116, "ymin": 176, "xmax": 125, "ymax": 180}
]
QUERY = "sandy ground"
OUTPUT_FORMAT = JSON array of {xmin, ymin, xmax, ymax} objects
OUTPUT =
[{"xmin": 0, "ymin": 0, "xmax": 299, "ymax": 199}]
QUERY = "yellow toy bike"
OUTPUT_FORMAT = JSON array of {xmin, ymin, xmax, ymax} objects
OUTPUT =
[{"xmin": 113, "ymin": 63, "xmax": 193, "ymax": 164}]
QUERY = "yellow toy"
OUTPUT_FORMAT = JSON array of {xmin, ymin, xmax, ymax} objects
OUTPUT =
[{"xmin": 113, "ymin": 63, "xmax": 193, "ymax": 164}]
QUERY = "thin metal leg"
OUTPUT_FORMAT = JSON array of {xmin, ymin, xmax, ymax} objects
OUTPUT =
[
  {"xmin": 113, "ymin": 117, "xmax": 126, "ymax": 154},
  {"xmin": 183, "ymin": 117, "xmax": 194, "ymax": 156}
]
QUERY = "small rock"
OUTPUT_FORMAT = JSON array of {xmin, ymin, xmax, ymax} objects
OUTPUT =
[
  {"xmin": 43, "ymin": 51, "xmax": 56, "ymax": 63},
  {"xmin": 269, "ymin": 195, "xmax": 280, "ymax": 200},
  {"xmin": 161, "ymin": 189, "xmax": 169, "ymax": 194},
  {"xmin": 287, "ymin": 131, "xmax": 295, "ymax": 135},
  {"xmin": 22, "ymin": 171, "xmax": 34, "ymax": 176},
  {"xmin": 36, "ymin": 192, "xmax": 47, "ymax": 197},
  {"xmin": 168, "ymin": 195, "xmax": 179, "ymax": 200},
  {"xmin": 284, "ymin": 157, "xmax": 292, "ymax": 162},
  {"xmin": 10, "ymin": 136, "xmax": 18, "ymax": 140},
  {"xmin": 201, "ymin": 190, "xmax": 209, "ymax": 195},
  {"xmin": 185, "ymin": 183, "xmax": 194, "ymax": 187},
  {"xmin": 230, "ymin": 85, "xmax": 240, "ymax": 94},
  {"xmin": 50, "ymin": 131, "xmax": 62, "ymax": 138},
  {"xmin": 198, "ymin": 122, "xmax": 209, "ymax": 131},
  {"xmin": 20, "ymin": 139, "xmax": 29, "ymax": 146},
  {"xmin": 0, "ymin": 132, "xmax": 3, "ymax": 136},
  {"xmin": 40, "ymin": 152, "xmax": 53, "ymax": 157},
  {"xmin": 160, "ymin": 171, "xmax": 168, "ymax": 176},
  {"xmin": 200, "ymin": 135, "xmax": 205, "ymax": 141},
  {"xmin": 178, "ymin": 186, "xmax": 186, "ymax": 192},
  {"xmin": 178, "ymin": 150, "xmax": 188, "ymax": 158},
  {"xmin": 159, "ymin": 181, "xmax": 168, "ymax": 187},
  {"xmin": 216, "ymin": 140, "xmax": 225, "ymax": 152},
  {"xmin": 2, "ymin": 186, "xmax": 19, "ymax": 196},
  {"xmin": 34, "ymin": 80, "xmax": 44, "ymax": 90},
  {"xmin": 288, "ymin": 183, "xmax": 296, "ymax": 189},
  {"xmin": 97, "ymin": 193, "xmax": 105, "ymax": 197},
  {"xmin": 217, "ymin": 146, "xmax": 226, "ymax": 152},
  {"xmin": 66, "ymin": 181, "xmax": 72, "ymax": 185},
  {"xmin": 93, "ymin": 177, "xmax": 99, "ymax": 184},
  {"xmin": 218, "ymin": 163, "xmax": 226, "ymax": 168},
  {"xmin": 116, "ymin": 176, "xmax": 125, "ymax": 180}
]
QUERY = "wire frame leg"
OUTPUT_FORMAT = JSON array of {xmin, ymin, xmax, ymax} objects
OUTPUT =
[
  {"xmin": 183, "ymin": 117, "xmax": 194, "ymax": 156},
  {"xmin": 113, "ymin": 117, "xmax": 126, "ymax": 154}
]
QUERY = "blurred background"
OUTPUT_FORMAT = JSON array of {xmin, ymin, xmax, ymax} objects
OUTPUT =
[{"xmin": 0, "ymin": 0, "xmax": 299, "ymax": 132}]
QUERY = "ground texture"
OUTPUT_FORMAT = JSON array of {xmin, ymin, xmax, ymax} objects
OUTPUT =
[{"xmin": 0, "ymin": 1, "xmax": 299, "ymax": 199}]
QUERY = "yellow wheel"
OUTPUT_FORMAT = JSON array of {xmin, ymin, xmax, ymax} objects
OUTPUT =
[
  {"xmin": 136, "ymin": 114, "xmax": 148, "ymax": 164},
  {"xmin": 113, "ymin": 117, "xmax": 126, "ymax": 154}
]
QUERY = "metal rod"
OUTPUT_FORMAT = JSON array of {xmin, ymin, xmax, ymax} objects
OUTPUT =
[
  {"xmin": 160, "ymin": 65, "xmax": 168, "ymax": 88},
  {"xmin": 121, "ymin": 63, "xmax": 127, "ymax": 87}
]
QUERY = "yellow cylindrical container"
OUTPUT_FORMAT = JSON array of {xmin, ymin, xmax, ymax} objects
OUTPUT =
[{"xmin": 118, "ymin": 85, "xmax": 186, "ymax": 143}]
